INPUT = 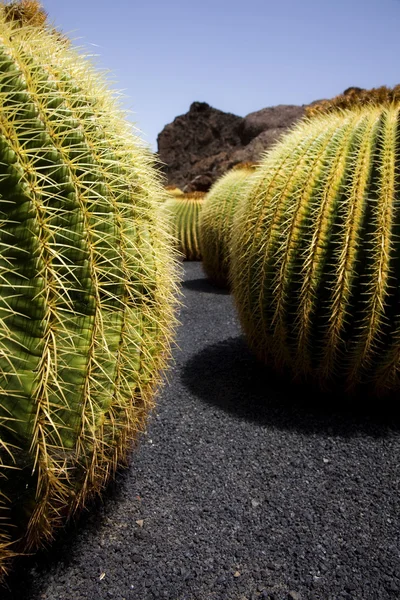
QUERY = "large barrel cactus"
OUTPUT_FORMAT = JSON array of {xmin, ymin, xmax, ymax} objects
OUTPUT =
[
  {"xmin": 0, "ymin": 2, "xmax": 178, "ymax": 578},
  {"xmin": 200, "ymin": 163, "xmax": 256, "ymax": 287},
  {"xmin": 160, "ymin": 191, "xmax": 205, "ymax": 260},
  {"xmin": 231, "ymin": 103, "xmax": 400, "ymax": 393}
]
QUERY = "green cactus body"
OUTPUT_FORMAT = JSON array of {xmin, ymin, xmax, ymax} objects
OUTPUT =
[
  {"xmin": 200, "ymin": 163, "xmax": 256, "ymax": 287},
  {"xmin": 231, "ymin": 105, "xmax": 400, "ymax": 393},
  {"xmin": 0, "ymin": 7, "xmax": 178, "ymax": 577},
  {"xmin": 160, "ymin": 191, "xmax": 205, "ymax": 260}
]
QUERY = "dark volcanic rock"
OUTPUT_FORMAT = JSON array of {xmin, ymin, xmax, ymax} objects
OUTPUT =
[
  {"xmin": 229, "ymin": 128, "xmax": 290, "ymax": 166},
  {"xmin": 157, "ymin": 101, "xmax": 243, "ymax": 192},
  {"xmin": 157, "ymin": 101, "xmax": 306, "ymax": 192}
]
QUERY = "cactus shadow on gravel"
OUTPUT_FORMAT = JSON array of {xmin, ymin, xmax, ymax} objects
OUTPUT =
[
  {"xmin": 0, "ymin": 464, "xmax": 136, "ymax": 600},
  {"xmin": 181, "ymin": 335, "xmax": 400, "ymax": 437},
  {"xmin": 181, "ymin": 276, "xmax": 230, "ymax": 295}
]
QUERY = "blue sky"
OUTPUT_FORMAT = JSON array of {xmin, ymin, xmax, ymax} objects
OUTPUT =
[{"xmin": 41, "ymin": 0, "xmax": 400, "ymax": 151}]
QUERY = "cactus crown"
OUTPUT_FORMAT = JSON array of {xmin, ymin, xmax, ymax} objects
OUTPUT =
[
  {"xmin": 2, "ymin": 0, "xmax": 48, "ymax": 27},
  {"xmin": 232, "ymin": 162, "xmax": 257, "ymax": 171},
  {"xmin": 306, "ymin": 84, "xmax": 400, "ymax": 117},
  {"xmin": 181, "ymin": 191, "xmax": 206, "ymax": 201},
  {"xmin": 165, "ymin": 185, "xmax": 184, "ymax": 197}
]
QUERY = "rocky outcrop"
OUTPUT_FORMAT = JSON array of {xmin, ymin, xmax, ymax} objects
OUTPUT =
[
  {"xmin": 156, "ymin": 101, "xmax": 306, "ymax": 192},
  {"xmin": 238, "ymin": 105, "xmax": 305, "ymax": 145},
  {"xmin": 156, "ymin": 102, "xmax": 242, "ymax": 191}
]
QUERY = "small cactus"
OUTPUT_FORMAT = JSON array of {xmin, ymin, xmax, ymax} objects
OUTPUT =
[
  {"xmin": 200, "ymin": 163, "xmax": 256, "ymax": 287},
  {"xmin": 231, "ymin": 103, "xmax": 400, "ymax": 393},
  {"xmin": 160, "ymin": 191, "xmax": 205, "ymax": 260},
  {"xmin": 0, "ymin": 1, "xmax": 178, "ymax": 578}
]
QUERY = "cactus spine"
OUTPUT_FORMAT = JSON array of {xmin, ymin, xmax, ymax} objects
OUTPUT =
[
  {"xmin": 0, "ymin": 3, "xmax": 178, "ymax": 578},
  {"xmin": 200, "ymin": 163, "xmax": 256, "ymax": 287},
  {"xmin": 160, "ymin": 191, "xmax": 205, "ymax": 260},
  {"xmin": 231, "ymin": 104, "xmax": 400, "ymax": 393}
]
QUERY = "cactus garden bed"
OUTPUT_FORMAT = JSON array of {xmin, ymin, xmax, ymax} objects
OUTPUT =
[{"xmin": 3, "ymin": 261, "xmax": 400, "ymax": 600}]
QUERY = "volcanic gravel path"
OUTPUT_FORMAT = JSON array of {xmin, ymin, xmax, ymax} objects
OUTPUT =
[{"xmin": 3, "ymin": 261, "xmax": 400, "ymax": 600}]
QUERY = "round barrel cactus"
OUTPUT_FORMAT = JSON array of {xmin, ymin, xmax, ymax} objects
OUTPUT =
[
  {"xmin": 160, "ymin": 191, "xmax": 205, "ymax": 260},
  {"xmin": 200, "ymin": 163, "xmax": 256, "ymax": 287},
  {"xmin": 0, "ymin": 3, "xmax": 178, "ymax": 578},
  {"xmin": 231, "ymin": 104, "xmax": 400, "ymax": 393}
]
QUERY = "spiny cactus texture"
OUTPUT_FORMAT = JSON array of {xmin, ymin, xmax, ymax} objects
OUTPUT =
[
  {"xmin": 160, "ymin": 191, "xmax": 205, "ymax": 260},
  {"xmin": 231, "ymin": 104, "xmax": 400, "ymax": 393},
  {"xmin": 0, "ymin": 2, "xmax": 178, "ymax": 579},
  {"xmin": 3, "ymin": 0, "xmax": 47, "ymax": 27},
  {"xmin": 200, "ymin": 163, "xmax": 256, "ymax": 287},
  {"xmin": 305, "ymin": 84, "xmax": 400, "ymax": 118}
]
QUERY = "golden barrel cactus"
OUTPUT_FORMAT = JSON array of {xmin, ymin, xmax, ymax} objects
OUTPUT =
[
  {"xmin": 160, "ymin": 191, "xmax": 205, "ymax": 260},
  {"xmin": 0, "ymin": 1, "xmax": 178, "ymax": 578},
  {"xmin": 200, "ymin": 163, "xmax": 256, "ymax": 287},
  {"xmin": 231, "ymin": 104, "xmax": 400, "ymax": 393}
]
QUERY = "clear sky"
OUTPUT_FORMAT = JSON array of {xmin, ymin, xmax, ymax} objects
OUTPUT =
[{"xmin": 41, "ymin": 0, "xmax": 400, "ymax": 151}]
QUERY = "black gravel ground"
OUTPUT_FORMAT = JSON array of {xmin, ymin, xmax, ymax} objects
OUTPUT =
[{"xmin": 3, "ymin": 261, "xmax": 400, "ymax": 600}]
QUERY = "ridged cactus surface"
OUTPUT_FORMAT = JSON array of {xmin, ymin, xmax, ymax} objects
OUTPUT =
[
  {"xmin": 200, "ymin": 163, "xmax": 256, "ymax": 287},
  {"xmin": 0, "ymin": 4, "xmax": 178, "ymax": 578},
  {"xmin": 160, "ymin": 191, "xmax": 205, "ymax": 260},
  {"xmin": 231, "ymin": 105, "xmax": 400, "ymax": 393}
]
